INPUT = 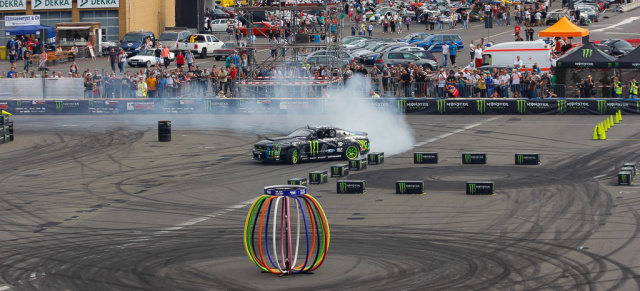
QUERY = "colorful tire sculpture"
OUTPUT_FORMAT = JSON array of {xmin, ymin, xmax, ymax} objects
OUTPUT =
[{"xmin": 244, "ymin": 185, "xmax": 330, "ymax": 274}]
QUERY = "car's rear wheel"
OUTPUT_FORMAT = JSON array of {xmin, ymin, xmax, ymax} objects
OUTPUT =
[
  {"xmin": 422, "ymin": 64, "xmax": 432, "ymax": 70},
  {"xmin": 286, "ymin": 147, "xmax": 299, "ymax": 165},
  {"xmin": 342, "ymin": 144, "xmax": 360, "ymax": 161},
  {"xmin": 145, "ymin": 61, "xmax": 151, "ymax": 68},
  {"xmin": 215, "ymin": 56, "xmax": 221, "ymax": 61},
  {"xmin": 200, "ymin": 48, "xmax": 207, "ymax": 58}
]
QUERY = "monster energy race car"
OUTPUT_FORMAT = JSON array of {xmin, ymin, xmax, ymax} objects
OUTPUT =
[{"xmin": 253, "ymin": 126, "xmax": 370, "ymax": 164}]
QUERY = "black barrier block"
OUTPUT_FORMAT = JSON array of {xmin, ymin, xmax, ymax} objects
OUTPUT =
[
  {"xmin": 623, "ymin": 162, "xmax": 637, "ymax": 173},
  {"xmin": 414, "ymin": 152, "xmax": 438, "ymax": 164},
  {"xmin": 158, "ymin": 120, "xmax": 171, "ymax": 142},
  {"xmin": 462, "ymin": 153, "xmax": 487, "ymax": 164},
  {"xmin": 8, "ymin": 121, "xmax": 13, "ymax": 142},
  {"xmin": 619, "ymin": 171, "xmax": 633, "ymax": 186},
  {"xmin": 621, "ymin": 166, "xmax": 636, "ymax": 178},
  {"xmin": 288, "ymin": 178, "xmax": 308, "ymax": 186},
  {"xmin": 349, "ymin": 158, "xmax": 367, "ymax": 171},
  {"xmin": 515, "ymin": 153, "xmax": 540, "ymax": 165},
  {"xmin": 466, "ymin": 181, "xmax": 494, "ymax": 195},
  {"xmin": 330, "ymin": 165, "xmax": 349, "ymax": 177},
  {"xmin": 337, "ymin": 180, "xmax": 366, "ymax": 194},
  {"xmin": 309, "ymin": 171, "xmax": 328, "ymax": 184},
  {"xmin": 396, "ymin": 181, "xmax": 425, "ymax": 194},
  {"xmin": 368, "ymin": 152, "xmax": 384, "ymax": 165}
]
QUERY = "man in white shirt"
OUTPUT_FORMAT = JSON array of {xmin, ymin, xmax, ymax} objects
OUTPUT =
[
  {"xmin": 499, "ymin": 71, "xmax": 510, "ymax": 97},
  {"xmin": 442, "ymin": 42, "xmax": 449, "ymax": 67},
  {"xmin": 514, "ymin": 56, "xmax": 523, "ymax": 69},
  {"xmin": 474, "ymin": 45, "xmax": 483, "ymax": 68}
]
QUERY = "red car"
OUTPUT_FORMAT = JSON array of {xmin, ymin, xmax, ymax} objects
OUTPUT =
[{"xmin": 237, "ymin": 22, "xmax": 283, "ymax": 37}]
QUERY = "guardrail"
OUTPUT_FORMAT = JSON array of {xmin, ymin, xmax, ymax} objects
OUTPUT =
[{"xmin": 620, "ymin": 1, "xmax": 640, "ymax": 12}]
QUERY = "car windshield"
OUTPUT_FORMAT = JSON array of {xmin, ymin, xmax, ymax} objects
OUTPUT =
[
  {"xmin": 288, "ymin": 129, "xmax": 312, "ymax": 138},
  {"xmin": 158, "ymin": 32, "xmax": 179, "ymax": 41},
  {"xmin": 344, "ymin": 38, "xmax": 363, "ymax": 44},
  {"xmin": 122, "ymin": 34, "xmax": 143, "ymax": 42},
  {"xmin": 137, "ymin": 50, "xmax": 154, "ymax": 56},
  {"xmin": 612, "ymin": 40, "xmax": 633, "ymax": 49}
]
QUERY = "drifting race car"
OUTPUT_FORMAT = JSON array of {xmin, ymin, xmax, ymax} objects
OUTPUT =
[{"xmin": 253, "ymin": 126, "xmax": 370, "ymax": 164}]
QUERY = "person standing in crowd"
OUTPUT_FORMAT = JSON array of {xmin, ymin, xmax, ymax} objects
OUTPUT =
[
  {"xmin": 474, "ymin": 45, "xmax": 483, "ymax": 68},
  {"xmin": 218, "ymin": 66, "xmax": 228, "ymax": 97},
  {"xmin": 70, "ymin": 61, "xmax": 79, "ymax": 76},
  {"xmin": 146, "ymin": 74, "xmax": 158, "ymax": 98},
  {"xmin": 22, "ymin": 48, "xmax": 32, "ymax": 73},
  {"xmin": 157, "ymin": 74, "xmax": 167, "ymax": 98},
  {"xmin": 176, "ymin": 51, "xmax": 185, "ymax": 69},
  {"xmin": 469, "ymin": 40, "xmax": 475, "ymax": 61},
  {"xmin": 442, "ymin": 41, "xmax": 449, "ymax": 67},
  {"xmin": 185, "ymin": 50, "xmax": 195, "ymax": 70},
  {"xmin": 162, "ymin": 45, "xmax": 171, "ymax": 69},
  {"xmin": 109, "ymin": 48, "xmax": 117, "ymax": 72},
  {"xmin": 118, "ymin": 49, "xmax": 127, "ymax": 74},
  {"xmin": 613, "ymin": 76, "xmax": 623, "ymax": 98},
  {"xmin": 367, "ymin": 21, "xmax": 373, "ymax": 37},
  {"xmin": 449, "ymin": 42, "xmax": 457, "ymax": 67},
  {"xmin": 629, "ymin": 77, "xmax": 638, "ymax": 99}
]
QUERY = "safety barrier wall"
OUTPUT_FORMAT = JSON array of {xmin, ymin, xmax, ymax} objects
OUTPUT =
[
  {"xmin": 0, "ymin": 79, "xmax": 84, "ymax": 100},
  {"xmin": 621, "ymin": 1, "xmax": 640, "ymax": 12},
  {"xmin": 3, "ymin": 98, "xmax": 640, "ymax": 115}
]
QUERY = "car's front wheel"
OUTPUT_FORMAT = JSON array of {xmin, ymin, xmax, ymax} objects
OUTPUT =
[
  {"xmin": 286, "ymin": 147, "xmax": 299, "ymax": 165},
  {"xmin": 342, "ymin": 144, "xmax": 360, "ymax": 161}
]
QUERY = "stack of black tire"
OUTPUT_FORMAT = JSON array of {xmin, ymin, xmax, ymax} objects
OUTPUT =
[{"xmin": 0, "ymin": 116, "xmax": 13, "ymax": 143}]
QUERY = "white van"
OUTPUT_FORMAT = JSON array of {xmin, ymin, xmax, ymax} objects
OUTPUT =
[{"xmin": 481, "ymin": 41, "xmax": 553, "ymax": 71}]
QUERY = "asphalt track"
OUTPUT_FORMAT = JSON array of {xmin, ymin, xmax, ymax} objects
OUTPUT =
[{"xmin": 1, "ymin": 114, "xmax": 640, "ymax": 290}]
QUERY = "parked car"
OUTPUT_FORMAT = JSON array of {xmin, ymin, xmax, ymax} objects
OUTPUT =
[
  {"xmin": 175, "ymin": 34, "xmax": 224, "ymax": 58},
  {"xmin": 210, "ymin": 18, "xmax": 236, "ymax": 32},
  {"xmin": 209, "ymin": 8, "xmax": 233, "ymax": 19},
  {"xmin": 127, "ymin": 49, "xmax": 175, "ymax": 67},
  {"xmin": 157, "ymin": 29, "xmax": 192, "ymax": 51},
  {"xmin": 468, "ymin": 10, "xmax": 484, "ymax": 21},
  {"xmin": 397, "ymin": 32, "xmax": 432, "ymax": 44},
  {"xmin": 237, "ymin": 22, "xmax": 283, "ymax": 37},
  {"xmin": 600, "ymin": 39, "xmax": 635, "ymax": 57},
  {"xmin": 120, "ymin": 31, "xmax": 156, "ymax": 56},
  {"xmin": 375, "ymin": 51, "xmax": 438, "ymax": 70},
  {"xmin": 414, "ymin": 34, "xmax": 463, "ymax": 52},
  {"xmin": 390, "ymin": 46, "xmax": 438, "ymax": 62},
  {"xmin": 306, "ymin": 50, "xmax": 355, "ymax": 66},
  {"xmin": 212, "ymin": 41, "xmax": 247, "ymax": 60},
  {"xmin": 545, "ymin": 9, "xmax": 571, "ymax": 25}
]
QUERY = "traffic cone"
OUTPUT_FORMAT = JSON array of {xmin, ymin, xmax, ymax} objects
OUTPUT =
[
  {"xmin": 599, "ymin": 123, "xmax": 607, "ymax": 140},
  {"xmin": 610, "ymin": 115, "xmax": 615, "ymax": 127},
  {"xmin": 593, "ymin": 125, "xmax": 599, "ymax": 140},
  {"xmin": 0, "ymin": 110, "xmax": 11, "ymax": 116},
  {"xmin": 604, "ymin": 119, "xmax": 610, "ymax": 131},
  {"xmin": 614, "ymin": 111, "xmax": 619, "ymax": 124},
  {"xmin": 619, "ymin": 110, "xmax": 623, "ymax": 122}
]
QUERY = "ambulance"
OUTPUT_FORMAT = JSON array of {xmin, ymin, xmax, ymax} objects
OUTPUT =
[{"xmin": 480, "ymin": 41, "xmax": 553, "ymax": 71}]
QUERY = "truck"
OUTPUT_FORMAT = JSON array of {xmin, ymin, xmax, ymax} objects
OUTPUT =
[
  {"xmin": 480, "ymin": 41, "xmax": 553, "ymax": 72},
  {"xmin": 175, "ymin": 34, "xmax": 225, "ymax": 58}
]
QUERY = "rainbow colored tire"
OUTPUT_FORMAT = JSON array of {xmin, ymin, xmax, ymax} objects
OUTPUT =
[{"xmin": 244, "ymin": 185, "xmax": 330, "ymax": 274}]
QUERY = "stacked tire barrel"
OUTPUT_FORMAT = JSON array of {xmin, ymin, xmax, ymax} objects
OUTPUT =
[{"xmin": 0, "ymin": 115, "xmax": 14, "ymax": 143}]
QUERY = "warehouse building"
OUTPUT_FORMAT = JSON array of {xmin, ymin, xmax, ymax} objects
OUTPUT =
[{"xmin": 0, "ymin": 0, "xmax": 175, "ymax": 45}]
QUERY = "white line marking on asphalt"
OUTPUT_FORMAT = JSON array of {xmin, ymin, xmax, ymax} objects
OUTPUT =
[
  {"xmin": 593, "ymin": 174, "xmax": 607, "ymax": 179},
  {"xmin": 154, "ymin": 198, "xmax": 256, "ymax": 235},
  {"xmin": 414, "ymin": 116, "xmax": 501, "ymax": 147},
  {"xmin": 0, "ymin": 285, "xmax": 10, "ymax": 290},
  {"xmin": 592, "ymin": 16, "xmax": 639, "ymax": 32}
]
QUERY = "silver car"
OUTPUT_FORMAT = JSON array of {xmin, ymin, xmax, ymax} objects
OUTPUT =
[{"xmin": 375, "ymin": 51, "xmax": 438, "ymax": 70}]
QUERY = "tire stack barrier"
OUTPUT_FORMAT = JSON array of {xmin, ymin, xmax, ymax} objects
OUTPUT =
[
  {"xmin": 462, "ymin": 153, "xmax": 487, "ymax": 164},
  {"xmin": 515, "ymin": 153, "xmax": 541, "ymax": 165},
  {"xmin": 336, "ymin": 180, "xmax": 366, "ymax": 194},
  {"xmin": 396, "ymin": 181, "xmax": 426, "ymax": 194},
  {"xmin": 0, "ymin": 115, "xmax": 11, "ymax": 144},
  {"xmin": 466, "ymin": 181, "xmax": 494, "ymax": 195},
  {"xmin": 619, "ymin": 162, "xmax": 636, "ymax": 185},
  {"xmin": 158, "ymin": 120, "xmax": 171, "ymax": 142},
  {"xmin": 349, "ymin": 158, "xmax": 367, "ymax": 171},
  {"xmin": 367, "ymin": 152, "xmax": 384, "ymax": 165},
  {"xmin": 414, "ymin": 152, "xmax": 438, "ymax": 164}
]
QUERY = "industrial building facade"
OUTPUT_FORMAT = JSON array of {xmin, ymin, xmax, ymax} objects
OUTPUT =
[{"xmin": 0, "ymin": 0, "xmax": 175, "ymax": 44}]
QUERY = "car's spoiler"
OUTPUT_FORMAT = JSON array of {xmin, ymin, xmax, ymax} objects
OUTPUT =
[{"xmin": 352, "ymin": 131, "xmax": 368, "ymax": 136}]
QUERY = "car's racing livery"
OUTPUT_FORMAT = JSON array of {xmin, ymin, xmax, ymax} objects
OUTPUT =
[{"xmin": 253, "ymin": 126, "xmax": 370, "ymax": 164}]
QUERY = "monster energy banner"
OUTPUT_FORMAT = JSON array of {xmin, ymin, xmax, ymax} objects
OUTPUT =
[{"xmin": 3, "ymin": 98, "xmax": 640, "ymax": 115}]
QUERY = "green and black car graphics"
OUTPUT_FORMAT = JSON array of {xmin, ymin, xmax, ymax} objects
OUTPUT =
[{"xmin": 253, "ymin": 126, "xmax": 371, "ymax": 164}]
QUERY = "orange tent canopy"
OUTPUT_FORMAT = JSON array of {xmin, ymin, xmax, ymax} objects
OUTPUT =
[{"xmin": 538, "ymin": 17, "xmax": 589, "ymax": 37}]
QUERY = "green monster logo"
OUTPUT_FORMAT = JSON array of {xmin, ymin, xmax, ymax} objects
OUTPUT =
[
  {"xmin": 621, "ymin": 174, "xmax": 628, "ymax": 183},
  {"xmin": 333, "ymin": 167, "xmax": 339, "ymax": 175},
  {"xmin": 309, "ymin": 140, "xmax": 320, "ymax": 156},
  {"xmin": 583, "ymin": 49, "xmax": 593, "ymax": 58},
  {"xmin": 339, "ymin": 182, "xmax": 347, "ymax": 192},
  {"xmin": 268, "ymin": 144, "xmax": 281, "ymax": 158},
  {"xmin": 350, "ymin": 160, "xmax": 357, "ymax": 168},
  {"xmin": 17, "ymin": 100, "xmax": 22, "ymax": 107},
  {"xmin": 55, "ymin": 101, "xmax": 64, "ymax": 112},
  {"xmin": 398, "ymin": 182, "xmax": 406, "ymax": 193},
  {"xmin": 416, "ymin": 153, "xmax": 423, "ymax": 163},
  {"xmin": 88, "ymin": 99, "xmax": 94, "ymax": 106},
  {"xmin": 636, "ymin": 101, "xmax": 639, "ymax": 113},
  {"xmin": 311, "ymin": 173, "xmax": 318, "ymax": 181},
  {"xmin": 164, "ymin": 99, "xmax": 170, "ymax": 107},
  {"xmin": 397, "ymin": 100, "xmax": 407, "ymax": 113},
  {"xmin": 437, "ymin": 99, "xmax": 446, "ymax": 113},
  {"xmin": 477, "ymin": 100, "xmax": 486, "ymax": 114},
  {"xmin": 204, "ymin": 100, "xmax": 213, "ymax": 112},
  {"xmin": 464, "ymin": 154, "xmax": 472, "ymax": 164},
  {"xmin": 557, "ymin": 100, "xmax": 566, "ymax": 113},
  {"xmin": 516, "ymin": 154, "xmax": 524, "ymax": 165},
  {"xmin": 468, "ymin": 183, "xmax": 476, "ymax": 194},
  {"xmin": 597, "ymin": 100, "xmax": 607, "ymax": 114},
  {"xmin": 517, "ymin": 99, "xmax": 527, "ymax": 114}
]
